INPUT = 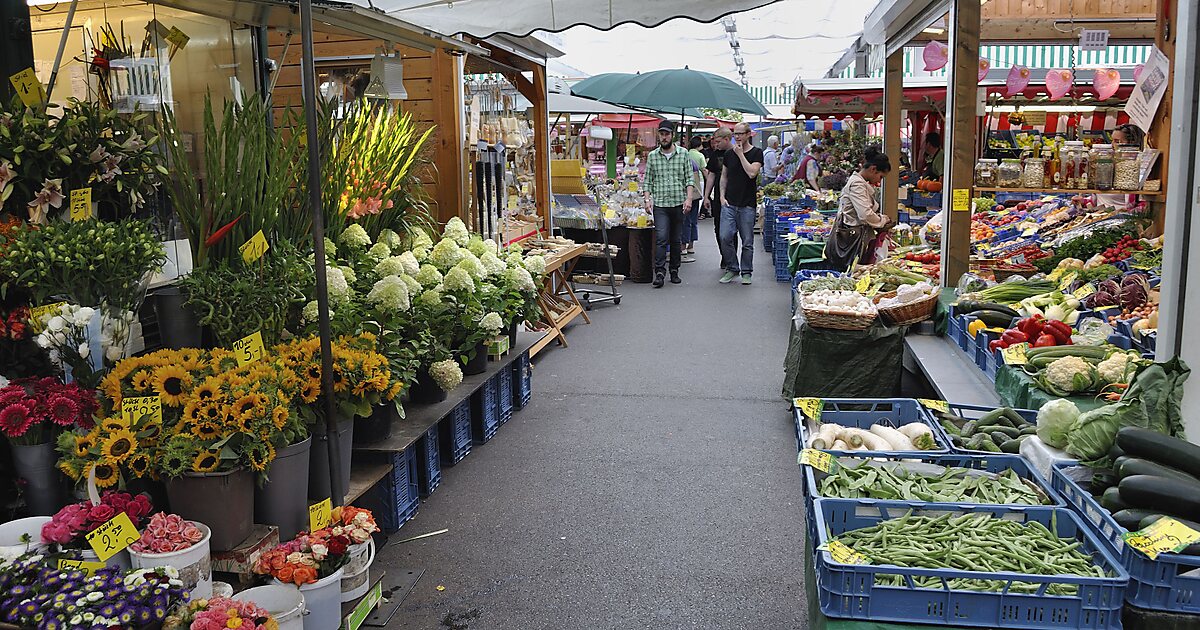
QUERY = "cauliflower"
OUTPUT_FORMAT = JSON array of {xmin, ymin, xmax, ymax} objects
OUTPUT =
[
  {"xmin": 1097, "ymin": 352, "xmax": 1137, "ymax": 385},
  {"xmin": 1039, "ymin": 356, "xmax": 1099, "ymax": 396}
]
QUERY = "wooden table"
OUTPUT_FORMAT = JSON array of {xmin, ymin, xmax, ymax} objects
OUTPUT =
[{"xmin": 530, "ymin": 243, "xmax": 590, "ymax": 357}]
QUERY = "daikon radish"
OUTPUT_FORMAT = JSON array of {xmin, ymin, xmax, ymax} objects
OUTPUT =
[
  {"xmin": 839, "ymin": 427, "xmax": 891, "ymax": 451},
  {"xmin": 809, "ymin": 423, "xmax": 841, "ymax": 449},
  {"xmin": 870, "ymin": 424, "xmax": 916, "ymax": 450},
  {"xmin": 896, "ymin": 423, "xmax": 937, "ymax": 450},
  {"xmin": 831, "ymin": 439, "xmax": 849, "ymax": 450}
]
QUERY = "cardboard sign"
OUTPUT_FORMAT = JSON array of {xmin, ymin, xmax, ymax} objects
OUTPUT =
[
  {"xmin": 232, "ymin": 331, "xmax": 266, "ymax": 366},
  {"xmin": 918, "ymin": 399, "xmax": 950, "ymax": 413},
  {"xmin": 309, "ymin": 498, "xmax": 332, "ymax": 532},
  {"xmin": 57, "ymin": 558, "xmax": 106, "ymax": 575},
  {"xmin": 28, "ymin": 302, "xmax": 67, "ymax": 334},
  {"xmin": 855, "ymin": 274, "xmax": 872, "ymax": 293},
  {"xmin": 86, "ymin": 512, "xmax": 140, "ymax": 561},
  {"xmin": 819, "ymin": 540, "xmax": 869, "ymax": 565},
  {"xmin": 1001, "ymin": 342, "xmax": 1029, "ymax": 366},
  {"xmin": 9, "ymin": 68, "xmax": 44, "ymax": 107},
  {"xmin": 952, "ymin": 189, "xmax": 970, "ymax": 212},
  {"xmin": 1073, "ymin": 284, "xmax": 1097, "ymax": 299},
  {"xmin": 70, "ymin": 188, "xmax": 93, "ymax": 222}
]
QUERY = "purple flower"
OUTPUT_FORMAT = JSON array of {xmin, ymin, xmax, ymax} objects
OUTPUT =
[{"xmin": 18, "ymin": 600, "xmax": 36, "ymax": 616}]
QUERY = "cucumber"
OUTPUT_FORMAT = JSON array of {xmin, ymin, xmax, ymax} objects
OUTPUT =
[
  {"xmin": 1116, "ymin": 427, "xmax": 1200, "ymax": 480},
  {"xmin": 1019, "ymin": 425, "xmax": 1038, "ymax": 436},
  {"xmin": 961, "ymin": 421, "xmax": 977, "ymax": 437},
  {"xmin": 939, "ymin": 419, "xmax": 962, "ymax": 436},
  {"xmin": 1091, "ymin": 469, "xmax": 1119, "ymax": 491},
  {"xmin": 989, "ymin": 426, "xmax": 1021, "ymax": 439},
  {"xmin": 1001, "ymin": 408, "xmax": 1032, "ymax": 428},
  {"xmin": 1000, "ymin": 438, "xmax": 1022, "ymax": 454},
  {"xmin": 972, "ymin": 310, "xmax": 1018, "ymax": 328},
  {"xmin": 1114, "ymin": 509, "xmax": 1162, "ymax": 530},
  {"xmin": 1119, "ymin": 475, "xmax": 1200, "ymax": 521},
  {"xmin": 961, "ymin": 302, "xmax": 1020, "ymax": 318},
  {"xmin": 1101, "ymin": 486, "xmax": 1129, "ymax": 512},
  {"xmin": 1114, "ymin": 456, "xmax": 1200, "ymax": 484},
  {"xmin": 990, "ymin": 431, "xmax": 1013, "ymax": 446}
]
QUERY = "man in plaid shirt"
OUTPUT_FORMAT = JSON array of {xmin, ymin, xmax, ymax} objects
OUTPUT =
[{"xmin": 642, "ymin": 120, "xmax": 695, "ymax": 287}]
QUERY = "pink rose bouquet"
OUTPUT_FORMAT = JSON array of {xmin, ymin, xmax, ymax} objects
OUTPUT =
[
  {"xmin": 40, "ymin": 491, "xmax": 153, "ymax": 548},
  {"xmin": 130, "ymin": 512, "xmax": 206, "ymax": 553},
  {"xmin": 163, "ymin": 597, "xmax": 276, "ymax": 630}
]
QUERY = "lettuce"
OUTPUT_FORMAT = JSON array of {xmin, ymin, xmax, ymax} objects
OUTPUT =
[{"xmin": 1036, "ymin": 398, "xmax": 1080, "ymax": 449}]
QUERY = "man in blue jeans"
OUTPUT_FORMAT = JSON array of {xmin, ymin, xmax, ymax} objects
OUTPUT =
[
  {"xmin": 719, "ymin": 122, "xmax": 764, "ymax": 284},
  {"xmin": 642, "ymin": 120, "xmax": 695, "ymax": 288}
]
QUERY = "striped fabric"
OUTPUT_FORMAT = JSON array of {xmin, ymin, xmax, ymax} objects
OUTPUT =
[
  {"xmin": 986, "ymin": 110, "xmax": 1131, "ymax": 132},
  {"xmin": 836, "ymin": 44, "xmax": 1151, "ymax": 79}
]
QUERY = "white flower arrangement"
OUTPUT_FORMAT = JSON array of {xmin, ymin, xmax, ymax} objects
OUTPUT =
[
  {"xmin": 373, "ymin": 256, "xmax": 406, "ymax": 278},
  {"xmin": 443, "ymin": 217, "xmax": 470, "ymax": 246},
  {"xmin": 326, "ymin": 266, "xmax": 352, "ymax": 305},
  {"xmin": 338, "ymin": 224, "xmax": 371, "ymax": 250},
  {"xmin": 398, "ymin": 251, "xmax": 421, "ymax": 276},
  {"xmin": 429, "ymin": 358, "xmax": 463, "ymax": 392},
  {"xmin": 367, "ymin": 275, "xmax": 411, "ymax": 312},
  {"xmin": 366, "ymin": 241, "xmax": 391, "ymax": 262},
  {"xmin": 429, "ymin": 238, "xmax": 463, "ymax": 270},
  {"xmin": 480, "ymin": 312, "xmax": 504, "ymax": 335},
  {"xmin": 443, "ymin": 267, "xmax": 476, "ymax": 294},
  {"xmin": 415, "ymin": 264, "xmax": 443, "ymax": 287},
  {"xmin": 399, "ymin": 274, "xmax": 423, "ymax": 296},
  {"xmin": 523, "ymin": 255, "xmax": 547, "ymax": 276}
]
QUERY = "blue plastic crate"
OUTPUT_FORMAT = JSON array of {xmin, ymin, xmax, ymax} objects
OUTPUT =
[
  {"xmin": 775, "ymin": 259, "xmax": 791, "ymax": 282},
  {"xmin": 471, "ymin": 376, "xmax": 499, "ymax": 444},
  {"xmin": 925, "ymin": 402, "xmax": 1037, "ymax": 454},
  {"xmin": 513, "ymin": 352, "xmax": 532, "ymax": 410},
  {"xmin": 812, "ymin": 499, "xmax": 1128, "ymax": 628},
  {"xmin": 439, "ymin": 399, "xmax": 472, "ymax": 466},
  {"xmin": 1051, "ymin": 461, "xmax": 1200, "ymax": 612},
  {"xmin": 947, "ymin": 314, "xmax": 967, "ymax": 352},
  {"xmin": 359, "ymin": 447, "xmax": 420, "ymax": 532},
  {"xmin": 497, "ymin": 364, "xmax": 514, "ymax": 424},
  {"xmin": 417, "ymin": 425, "xmax": 441, "ymax": 497},
  {"xmin": 908, "ymin": 191, "xmax": 943, "ymax": 208},
  {"xmin": 794, "ymin": 398, "xmax": 950, "ymax": 457}
]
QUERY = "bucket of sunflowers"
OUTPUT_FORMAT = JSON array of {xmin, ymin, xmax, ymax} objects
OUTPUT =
[{"xmin": 252, "ymin": 526, "xmax": 353, "ymax": 630}]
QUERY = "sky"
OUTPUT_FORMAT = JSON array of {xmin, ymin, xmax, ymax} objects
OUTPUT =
[{"xmin": 546, "ymin": 0, "xmax": 878, "ymax": 86}]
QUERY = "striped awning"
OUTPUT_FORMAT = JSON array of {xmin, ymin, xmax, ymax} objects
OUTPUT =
[{"xmin": 837, "ymin": 44, "xmax": 1151, "ymax": 79}]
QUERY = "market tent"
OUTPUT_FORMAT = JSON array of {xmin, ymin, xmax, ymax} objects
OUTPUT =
[
  {"xmin": 356, "ymin": 0, "xmax": 783, "ymax": 38},
  {"xmin": 548, "ymin": 92, "xmax": 646, "ymax": 114}
]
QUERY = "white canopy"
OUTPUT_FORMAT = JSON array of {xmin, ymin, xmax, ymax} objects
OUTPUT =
[{"xmin": 361, "ymin": 0, "xmax": 784, "ymax": 38}]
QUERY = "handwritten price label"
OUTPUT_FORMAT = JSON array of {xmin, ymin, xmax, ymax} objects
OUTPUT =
[
  {"xmin": 1073, "ymin": 283, "xmax": 1097, "ymax": 299},
  {"xmin": 69, "ymin": 188, "xmax": 93, "ymax": 221},
  {"xmin": 1058, "ymin": 271, "xmax": 1079, "ymax": 290},
  {"xmin": 232, "ymin": 331, "xmax": 265, "ymax": 366},
  {"xmin": 1124, "ymin": 517, "xmax": 1200, "ymax": 560},
  {"xmin": 239, "ymin": 230, "xmax": 269, "ymax": 264},
  {"xmin": 85, "ymin": 512, "xmax": 140, "ymax": 561},
  {"xmin": 121, "ymin": 396, "xmax": 162, "ymax": 426},
  {"xmin": 28, "ymin": 301, "xmax": 67, "ymax": 334},
  {"xmin": 626, "ymin": 181, "xmax": 638, "ymax": 192},
  {"xmin": 951, "ymin": 188, "xmax": 970, "ymax": 212},
  {"xmin": 793, "ymin": 397, "xmax": 824, "ymax": 422},
  {"xmin": 309, "ymin": 498, "xmax": 332, "ymax": 532},
  {"xmin": 798, "ymin": 448, "xmax": 837, "ymax": 472},
  {"xmin": 918, "ymin": 399, "xmax": 950, "ymax": 413},
  {"xmin": 1001, "ymin": 342, "xmax": 1029, "ymax": 366},
  {"xmin": 165, "ymin": 26, "xmax": 190, "ymax": 49},
  {"xmin": 819, "ymin": 540, "xmax": 869, "ymax": 565},
  {"xmin": 8, "ymin": 68, "xmax": 44, "ymax": 107},
  {"xmin": 57, "ymin": 558, "xmax": 106, "ymax": 576},
  {"xmin": 855, "ymin": 274, "xmax": 872, "ymax": 293}
]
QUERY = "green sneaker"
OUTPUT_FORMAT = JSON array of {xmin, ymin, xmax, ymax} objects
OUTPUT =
[
  {"xmin": 719, "ymin": 271, "xmax": 736, "ymax": 284},
  {"xmin": 741, "ymin": 274, "xmax": 752, "ymax": 285}
]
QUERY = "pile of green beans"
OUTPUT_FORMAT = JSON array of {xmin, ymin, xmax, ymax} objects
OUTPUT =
[
  {"xmin": 830, "ymin": 511, "xmax": 1110, "ymax": 595},
  {"xmin": 819, "ymin": 463, "xmax": 1050, "ymax": 505}
]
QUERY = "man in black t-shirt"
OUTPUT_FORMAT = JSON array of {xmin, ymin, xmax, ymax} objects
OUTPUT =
[
  {"xmin": 703, "ymin": 128, "xmax": 732, "ymax": 270},
  {"xmin": 717, "ymin": 122, "xmax": 764, "ymax": 284}
]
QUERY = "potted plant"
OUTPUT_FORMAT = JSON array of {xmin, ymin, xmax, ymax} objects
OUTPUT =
[
  {"xmin": 0, "ymin": 376, "xmax": 97, "ymax": 515},
  {"xmin": 0, "ymin": 561, "xmax": 188, "ymax": 628},
  {"xmin": 253, "ymin": 529, "xmax": 354, "ymax": 630},
  {"xmin": 127, "ymin": 512, "xmax": 213, "ymax": 600},
  {"xmin": 40, "ymin": 491, "xmax": 154, "ymax": 568}
]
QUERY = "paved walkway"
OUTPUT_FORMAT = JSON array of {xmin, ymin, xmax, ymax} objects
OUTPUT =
[{"xmin": 380, "ymin": 220, "xmax": 806, "ymax": 629}]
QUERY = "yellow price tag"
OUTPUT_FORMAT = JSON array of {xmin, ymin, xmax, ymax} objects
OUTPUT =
[
  {"xmin": 793, "ymin": 397, "xmax": 824, "ymax": 422},
  {"xmin": 798, "ymin": 448, "xmax": 838, "ymax": 471},
  {"xmin": 1058, "ymin": 271, "xmax": 1079, "ymax": 290},
  {"xmin": 819, "ymin": 540, "xmax": 869, "ymax": 565},
  {"xmin": 85, "ymin": 512, "xmax": 140, "ymax": 561},
  {"xmin": 239, "ymin": 230, "xmax": 269, "ymax": 264},
  {"xmin": 309, "ymin": 498, "xmax": 332, "ymax": 532},
  {"xmin": 69, "ymin": 188, "xmax": 93, "ymax": 222},
  {"xmin": 625, "ymin": 144, "xmax": 637, "ymax": 162},
  {"xmin": 1001, "ymin": 342, "xmax": 1029, "ymax": 366},
  {"xmin": 232, "ymin": 331, "xmax": 266, "ymax": 366},
  {"xmin": 121, "ymin": 396, "xmax": 162, "ymax": 426},
  {"xmin": 1073, "ymin": 284, "xmax": 1096, "ymax": 299},
  {"xmin": 507, "ymin": 195, "xmax": 519, "ymax": 210},
  {"xmin": 627, "ymin": 181, "xmax": 638, "ymax": 192},
  {"xmin": 952, "ymin": 188, "xmax": 971, "ymax": 212},
  {"xmin": 918, "ymin": 399, "xmax": 950, "ymax": 413},
  {"xmin": 165, "ymin": 26, "xmax": 190, "ymax": 49},
  {"xmin": 1123, "ymin": 517, "xmax": 1200, "ymax": 560},
  {"xmin": 855, "ymin": 274, "xmax": 872, "ymax": 293},
  {"xmin": 28, "ymin": 301, "xmax": 67, "ymax": 334},
  {"xmin": 8, "ymin": 68, "xmax": 44, "ymax": 107},
  {"xmin": 57, "ymin": 558, "xmax": 107, "ymax": 576}
]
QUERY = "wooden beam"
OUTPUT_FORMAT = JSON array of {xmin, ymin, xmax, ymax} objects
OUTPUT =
[
  {"xmin": 941, "ymin": 0, "xmax": 980, "ymax": 286},
  {"xmin": 1148, "ymin": 0, "xmax": 1177, "ymax": 234},
  {"xmin": 883, "ymin": 50, "xmax": 904, "ymax": 222},
  {"xmin": 430, "ymin": 48, "xmax": 465, "ymax": 227},
  {"xmin": 514, "ymin": 64, "xmax": 551, "ymax": 232}
]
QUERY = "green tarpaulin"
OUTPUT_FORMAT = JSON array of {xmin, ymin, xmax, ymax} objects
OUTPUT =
[
  {"xmin": 782, "ymin": 319, "xmax": 907, "ymax": 400},
  {"xmin": 993, "ymin": 365, "xmax": 1109, "ymax": 413}
]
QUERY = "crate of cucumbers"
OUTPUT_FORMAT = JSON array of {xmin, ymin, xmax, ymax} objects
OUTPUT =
[{"xmin": 928, "ymin": 403, "xmax": 1039, "ymax": 454}]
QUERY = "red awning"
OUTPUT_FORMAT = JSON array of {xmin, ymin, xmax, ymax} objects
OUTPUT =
[
  {"xmin": 594, "ymin": 113, "xmax": 664, "ymax": 129},
  {"xmin": 798, "ymin": 84, "xmax": 1135, "ymax": 110}
]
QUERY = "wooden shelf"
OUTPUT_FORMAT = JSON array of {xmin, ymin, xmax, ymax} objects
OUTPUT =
[
  {"xmin": 346, "ymin": 460, "xmax": 394, "ymax": 505},
  {"xmin": 973, "ymin": 186, "xmax": 1161, "ymax": 196}
]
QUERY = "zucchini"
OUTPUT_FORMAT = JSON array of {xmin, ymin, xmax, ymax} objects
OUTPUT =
[
  {"xmin": 1019, "ymin": 425, "xmax": 1038, "ymax": 436},
  {"xmin": 1108, "ymin": 442, "xmax": 1125, "ymax": 461},
  {"xmin": 972, "ymin": 310, "xmax": 1018, "ymax": 328},
  {"xmin": 974, "ymin": 302, "xmax": 1020, "ymax": 318},
  {"xmin": 955, "ymin": 299, "xmax": 983, "ymax": 314},
  {"xmin": 1114, "ymin": 509, "xmax": 1162, "ymax": 530},
  {"xmin": 1119, "ymin": 475, "xmax": 1200, "ymax": 521},
  {"xmin": 1024, "ymin": 345, "xmax": 1110, "ymax": 361},
  {"xmin": 939, "ymin": 419, "xmax": 962, "ymax": 436},
  {"xmin": 1115, "ymin": 456, "xmax": 1200, "ymax": 484},
  {"xmin": 1116, "ymin": 427, "xmax": 1200, "ymax": 480},
  {"xmin": 999, "ymin": 438, "xmax": 1022, "ymax": 454},
  {"xmin": 1091, "ymin": 470, "xmax": 1119, "ymax": 492},
  {"xmin": 1101, "ymin": 486, "xmax": 1129, "ymax": 512}
]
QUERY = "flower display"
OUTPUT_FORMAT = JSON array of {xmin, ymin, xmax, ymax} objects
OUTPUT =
[
  {"xmin": 166, "ymin": 597, "xmax": 277, "ymax": 630},
  {"xmin": 480, "ymin": 312, "xmax": 504, "ymax": 336},
  {"xmin": 365, "ymin": 241, "xmax": 391, "ymax": 262},
  {"xmin": 367, "ymin": 276, "xmax": 411, "ymax": 312},
  {"xmin": 523, "ymin": 255, "xmax": 547, "ymax": 277},
  {"xmin": 397, "ymin": 251, "xmax": 421, "ymax": 276},
  {"xmin": 415, "ymin": 264, "xmax": 443, "ymax": 288},
  {"xmin": 130, "ymin": 513, "xmax": 205, "ymax": 554},
  {"xmin": 41, "ymin": 492, "xmax": 153, "ymax": 548},
  {"xmin": 252, "ymin": 528, "xmax": 353, "ymax": 586},
  {"xmin": 0, "ymin": 561, "xmax": 188, "ymax": 629},
  {"xmin": 429, "ymin": 238, "xmax": 463, "ymax": 270},
  {"xmin": 373, "ymin": 256, "xmax": 406, "ymax": 278},
  {"xmin": 429, "ymin": 359, "xmax": 463, "ymax": 392},
  {"xmin": 0, "ymin": 376, "xmax": 96, "ymax": 445},
  {"xmin": 442, "ymin": 216, "xmax": 470, "ymax": 246},
  {"xmin": 325, "ymin": 266, "xmax": 351, "ymax": 305},
  {"xmin": 377, "ymin": 229, "xmax": 404, "ymax": 250},
  {"xmin": 338, "ymin": 223, "xmax": 371, "ymax": 250},
  {"xmin": 329, "ymin": 506, "xmax": 379, "ymax": 545},
  {"xmin": 456, "ymin": 251, "xmax": 488, "ymax": 281},
  {"xmin": 443, "ymin": 267, "xmax": 476, "ymax": 294},
  {"xmin": 480, "ymin": 251, "xmax": 507, "ymax": 276}
]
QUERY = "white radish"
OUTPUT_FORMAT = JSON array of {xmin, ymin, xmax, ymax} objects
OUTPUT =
[
  {"xmin": 831, "ymin": 439, "xmax": 849, "ymax": 450},
  {"xmin": 897, "ymin": 423, "xmax": 937, "ymax": 450},
  {"xmin": 870, "ymin": 424, "xmax": 916, "ymax": 450},
  {"xmin": 840, "ymin": 427, "xmax": 891, "ymax": 451}
]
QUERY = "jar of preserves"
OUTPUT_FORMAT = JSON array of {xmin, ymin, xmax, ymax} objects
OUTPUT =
[
  {"xmin": 974, "ymin": 158, "xmax": 998, "ymax": 187},
  {"xmin": 1040, "ymin": 148, "xmax": 1054, "ymax": 188},
  {"xmin": 1063, "ymin": 141, "xmax": 1085, "ymax": 189},
  {"xmin": 1089, "ymin": 143, "xmax": 1115, "ymax": 190},
  {"xmin": 1114, "ymin": 145, "xmax": 1141, "ymax": 191},
  {"xmin": 997, "ymin": 158, "xmax": 1022, "ymax": 188},
  {"xmin": 1022, "ymin": 156, "xmax": 1045, "ymax": 189},
  {"xmin": 1048, "ymin": 146, "xmax": 1062, "ymax": 188}
]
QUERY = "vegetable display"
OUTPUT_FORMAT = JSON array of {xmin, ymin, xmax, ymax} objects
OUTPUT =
[
  {"xmin": 806, "ymin": 421, "xmax": 939, "ymax": 452},
  {"xmin": 963, "ymin": 279, "xmax": 1059, "ymax": 304},
  {"xmin": 933, "ymin": 407, "xmax": 1036, "ymax": 453},
  {"xmin": 817, "ymin": 459, "xmax": 1052, "ymax": 505},
  {"xmin": 801, "ymin": 290, "xmax": 877, "ymax": 318},
  {"xmin": 828, "ymin": 511, "xmax": 1111, "ymax": 593}
]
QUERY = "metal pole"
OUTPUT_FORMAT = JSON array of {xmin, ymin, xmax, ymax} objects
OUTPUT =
[
  {"xmin": 46, "ymin": 0, "xmax": 79, "ymax": 101},
  {"xmin": 298, "ymin": 0, "xmax": 344, "ymax": 506}
]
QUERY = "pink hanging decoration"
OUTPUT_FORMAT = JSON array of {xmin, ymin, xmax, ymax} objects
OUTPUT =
[
  {"xmin": 1005, "ymin": 65, "xmax": 1031, "ymax": 97},
  {"xmin": 1045, "ymin": 69, "xmax": 1074, "ymax": 100},
  {"xmin": 1093, "ymin": 69, "xmax": 1121, "ymax": 100},
  {"xmin": 978, "ymin": 59, "xmax": 991, "ymax": 82},
  {"xmin": 923, "ymin": 41, "xmax": 949, "ymax": 72},
  {"xmin": 1133, "ymin": 64, "xmax": 1145, "ymax": 81}
]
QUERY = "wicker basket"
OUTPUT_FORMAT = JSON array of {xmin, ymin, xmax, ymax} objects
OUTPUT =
[
  {"xmin": 801, "ymin": 305, "xmax": 877, "ymax": 331},
  {"xmin": 872, "ymin": 290, "xmax": 939, "ymax": 326}
]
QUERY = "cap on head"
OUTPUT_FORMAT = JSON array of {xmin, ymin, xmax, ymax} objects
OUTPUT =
[{"xmin": 657, "ymin": 120, "xmax": 675, "ymax": 134}]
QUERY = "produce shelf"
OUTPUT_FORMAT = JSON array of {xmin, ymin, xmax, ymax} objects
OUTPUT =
[
  {"xmin": 973, "ymin": 187, "xmax": 1162, "ymax": 196},
  {"xmin": 926, "ymin": 402, "xmax": 1038, "ymax": 455}
]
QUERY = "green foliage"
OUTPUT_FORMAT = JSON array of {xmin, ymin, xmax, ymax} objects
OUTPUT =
[{"xmin": 700, "ymin": 108, "xmax": 743, "ymax": 122}]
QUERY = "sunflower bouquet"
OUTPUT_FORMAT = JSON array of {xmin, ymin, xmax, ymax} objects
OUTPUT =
[{"xmin": 276, "ymin": 333, "xmax": 400, "ymax": 423}]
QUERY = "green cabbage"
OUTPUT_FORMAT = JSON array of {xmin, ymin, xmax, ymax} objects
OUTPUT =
[{"xmin": 1036, "ymin": 398, "xmax": 1080, "ymax": 449}]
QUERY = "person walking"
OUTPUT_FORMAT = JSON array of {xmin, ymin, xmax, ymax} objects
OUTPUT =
[
  {"xmin": 681, "ymin": 136, "xmax": 707, "ymax": 262},
  {"xmin": 719, "ymin": 122, "xmax": 764, "ymax": 285},
  {"xmin": 824, "ymin": 147, "xmax": 895, "ymax": 272},
  {"xmin": 792, "ymin": 143, "xmax": 825, "ymax": 190},
  {"xmin": 763, "ymin": 135, "xmax": 782, "ymax": 182},
  {"xmin": 643, "ymin": 120, "xmax": 695, "ymax": 288},
  {"xmin": 704, "ymin": 128, "xmax": 733, "ymax": 270}
]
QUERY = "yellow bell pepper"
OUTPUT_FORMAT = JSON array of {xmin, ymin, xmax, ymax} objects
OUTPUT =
[{"xmin": 968, "ymin": 319, "xmax": 987, "ymax": 339}]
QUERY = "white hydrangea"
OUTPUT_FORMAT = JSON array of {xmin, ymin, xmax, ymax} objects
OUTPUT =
[
  {"xmin": 301, "ymin": 300, "xmax": 320, "ymax": 323},
  {"xmin": 340, "ymin": 265, "xmax": 357, "ymax": 285},
  {"xmin": 482, "ymin": 238, "xmax": 499, "ymax": 253},
  {"xmin": 429, "ymin": 238, "xmax": 463, "ymax": 270},
  {"xmin": 505, "ymin": 252, "xmax": 524, "ymax": 268},
  {"xmin": 367, "ymin": 275, "xmax": 411, "ymax": 312},
  {"xmin": 378, "ymin": 229, "xmax": 403, "ymax": 249},
  {"xmin": 366, "ymin": 242, "xmax": 391, "ymax": 262},
  {"xmin": 456, "ymin": 251, "xmax": 487, "ymax": 280},
  {"xmin": 409, "ymin": 229, "xmax": 434, "ymax": 250},
  {"xmin": 415, "ymin": 264, "xmax": 443, "ymax": 287},
  {"xmin": 326, "ymin": 266, "xmax": 351, "ymax": 305},
  {"xmin": 505, "ymin": 265, "xmax": 536, "ymax": 292},
  {"xmin": 480, "ymin": 251, "xmax": 507, "ymax": 276},
  {"xmin": 338, "ymin": 223, "xmax": 371, "ymax": 250},
  {"xmin": 324, "ymin": 237, "xmax": 337, "ymax": 256},
  {"xmin": 442, "ymin": 217, "xmax": 470, "ymax": 246},
  {"xmin": 467, "ymin": 236, "xmax": 489, "ymax": 257},
  {"xmin": 398, "ymin": 251, "xmax": 421, "ymax": 276},
  {"xmin": 506, "ymin": 243, "xmax": 524, "ymax": 256},
  {"xmin": 443, "ymin": 267, "xmax": 476, "ymax": 294},
  {"xmin": 374, "ymin": 256, "xmax": 406, "ymax": 278},
  {"xmin": 523, "ymin": 255, "xmax": 547, "ymax": 276},
  {"xmin": 417, "ymin": 288, "xmax": 444, "ymax": 309},
  {"xmin": 400, "ymin": 274, "xmax": 423, "ymax": 295},
  {"xmin": 480, "ymin": 312, "xmax": 504, "ymax": 335},
  {"xmin": 412, "ymin": 247, "xmax": 429, "ymax": 262},
  {"xmin": 429, "ymin": 359, "xmax": 463, "ymax": 392}
]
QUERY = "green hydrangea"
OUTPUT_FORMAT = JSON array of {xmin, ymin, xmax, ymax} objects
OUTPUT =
[
  {"xmin": 415, "ymin": 264, "xmax": 443, "ymax": 287},
  {"xmin": 429, "ymin": 238, "xmax": 463, "ymax": 270},
  {"xmin": 480, "ymin": 312, "xmax": 504, "ymax": 334},
  {"xmin": 367, "ymin": 275, "xmax": 411, "ymax": 311},
  {"xmin": 443, "ymin": 267, "xmax": 476, "ymax": 293},
  {"xmin": 374, "ymin": 256, "xmax": 406, "ymax": 277},
  {"xmin": 366, "ymin": 242, "xmax": 391, "ymax": 262},
  {"xmin": 400, "ymin": 274, "xmax": 423, "ymax": 295},
  {"xmin": 378, "ymin": 229, "xmax": 404, "ymax": 249},
  {"xmin": 338, "ymin": 224, "xmax": 371, "ymax": 250},
  {"xmin": 442, "ymin": 217, "xmax": 470, "ymax": 246}
]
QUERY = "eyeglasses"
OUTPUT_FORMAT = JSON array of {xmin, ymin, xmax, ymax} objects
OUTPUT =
[{"xmin": 734, "ymin": 131, "xmax": 750, "ymax": 136}]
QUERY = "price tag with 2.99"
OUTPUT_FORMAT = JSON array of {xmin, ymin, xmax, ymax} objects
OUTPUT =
[{"xmin": 85, "ymin": 512, "xmax": 140, "ymax": 561}]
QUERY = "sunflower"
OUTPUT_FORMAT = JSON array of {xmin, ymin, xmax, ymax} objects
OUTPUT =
[
  {"xmin": 92, "ymin": 462, "xmax": 118, "ymax": 488},
  {"xmin": 192, "ymin": 450, "xmax": 221, "ymax": 473},
  {"xmin": 177, "ymin": 349, "xmax": 206, "ymax": 371},
  {"xmin": 101, "ymin": 415, "xmax": 128, "ymax": 432},
  {"xmin": 232, "ymin": 394, "xmax": 259, "ymax": 422},
  {"xmin": 131, "ymin": 370, "xmax": 154, "ymax": 393},
  {"xmin": 246, "ymin": 442, "xmax": 276, "ymax": 473},
  {"xmin": 182, "ymin": 400, "xmax": 202, "ymax": 424},
  {"xmin": 57, "ymin": 459, "xmax": 80, "ymax": 480},
  {"xmin": 201, "ymin": 403, "xmax": 223, "ymax": 423},
  {"xmin": 100, "ymin": 429, "xmax": 138, "ymax": 464},
  {"xmin": 160, "ymin": 450, "xmax": 190, "ymax": 478},
  {"xmin": 192, "ymin": 421, "xmax": 222, "ymax": 440},
  {"xmin": 126, "ymin": 453, "xmax": 151, "ymax": 479},
  {"xmin": 73, "ymin": 434, "xmax": 95, "ymax": 458},
  {"xmin": 331, "ymin": 368, "xmax": 348, "ymax": 393},
  {"xmin": 300, "ymin": 382, "xmax": 319, "ymax": 404},
  {"xmin": 271, "ymin": 406, "xmax": 289, "ymax": 431},
  {"xmin": 192, "ymin": 379, "xmax": 221, "ymax": 401},
  {"xmin": 387, "ymin": 381, "xmax": 403, "ymax": 400},
  {"xmin": 153, "ymin": 366, "xmax": 192, "ymax": 407}
]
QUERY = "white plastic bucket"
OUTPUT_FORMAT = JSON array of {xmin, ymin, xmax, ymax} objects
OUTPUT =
[
  {"xmin": 0, "ymin": 517, "xmax": 50, "ymax": 561},
  {"xmin": 127, "ymin": 522, "xmax": 212, "ymax": 600},
  {"xmin": 272, "ymin": 567, "xmax": 344, "ymax": 630},
  {"xmin": 234, "ymin": 584, "xmax": 306, "ymax": 630},
  {"xmin": 340, "ymin": 539, "xmax": 376, "ymax": 602}
]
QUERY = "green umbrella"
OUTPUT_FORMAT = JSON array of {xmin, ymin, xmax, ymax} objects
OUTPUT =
[
  {"xmin": 571, "ymin": 72, "xmax": 708, "ymax": 119},
  {"xmin": 617, "ymin": 67, "xmax": 770, "ymax": 117}
]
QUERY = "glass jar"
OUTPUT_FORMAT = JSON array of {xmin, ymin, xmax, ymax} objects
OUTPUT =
[
  {"xmin": 974, "ymin": 158, "xmax": 998, "ymax": 187},
  {"xmin": 1089, "ymin": 143, "xmax": 1115, "ymax": 190},
  {"xmin": 1048, "ymin": 147, "xmax": 1062, "ymax": 189},
  {"xmin": 1040, "ymin": 149, "xmax": 1054, "ymax": 188},
  {"xmin": 1114, "ymin": 146, "xmax": 1141, "ymax": 191},
  {"xmin": 997, "ymin": 158, "xmax": 1022, "ymax": 188},
  {"xmin": 1022, "ymin": 156, "xmax": 1045, "ymax": 189},
  {"xmin": 1063, "ymin": 141, "xmax": 1085, "ymax": 189}
]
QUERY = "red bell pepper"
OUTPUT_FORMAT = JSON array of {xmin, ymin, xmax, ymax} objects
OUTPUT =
[
  {"xmin": 1043, "ymin": 320, "xmax": 1073, "ymax": 345},
  {"xmin": 989, "ymin": 339, "xmax": 1006, "ymax": 352},
  {"xmin": 1033, "ymin": 333, "xmax": 1058, "ymax": 347},
  {"xmin": 1016, "ymin": 317, "xmax": 1045, "ymax": 339},
  {"xmin": 1000, "ymin": 329, "xmax": 1028, "ymax": 347}
]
